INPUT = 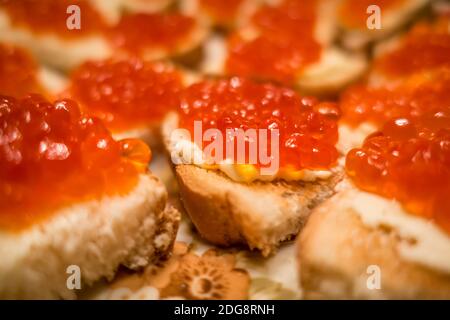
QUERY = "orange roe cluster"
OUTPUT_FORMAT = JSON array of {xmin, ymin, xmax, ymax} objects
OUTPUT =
[
  {"xmin": 341, "ymin": 67, "xmax": 450, "ymax": 128},
  {"xmin": 226, "ymin": 0, "xmax": 321, "ymax": 85},
  {"xmin": 346, "ymin": 108, "xmax": 450, "ymax": 234},
  {"xmin": 69, "ymin": 59, "xmax": 183, "ymax": 132},
  {"xmin": 0, "ymin": 43, "xmax": 42, "ymax": 98},
  {"xmin": 109, "ymin": 13, "xmax": 196, "ymax": 55},
  {"xmin": 0, "ymin": 95, "xmax": 151, "ymax": 231},
  {"xmin": 178, "ymin": 77, "xmax": 339, "ymax": 170},
  {"xmin": 339, "ymin": 0, "xmax": 405, "ymax": 28},
  {"xmin": 1, "ymin": 0, "xmax": 107, "ymax": 38},
  {"xmin": 373, "ymin": 17, "xmax": 450, "ymax": 79}
]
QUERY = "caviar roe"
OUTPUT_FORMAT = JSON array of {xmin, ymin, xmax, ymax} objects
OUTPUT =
[
  {"xmin": 0, "ymin": 43, "xmax": 42, "ymax": 97},
  {"xmin": 0, "ymin": 95, "xmax": 151, "ymax": 231},
  {"xmin": 339, "ymin": 0, "xmax": 405, "ymax": 28},
  {"xmin": 199, "ymin": 0, "xmax": 244, "ymax": 25},
  {"xmin": 178, "ymin": 77, "xmax": 339, "ymax": 170},
  {"xmin": 1, "ymin": 0, "xmax": 106, "ymax": 38},
  {"xmin": 109, "ymin": 13, "xmax": 196, "ymax": 55},
  {"xmin": 226, "ymin": 0, "xmax": 321, "ymax": 85},
  {"xmin": 373, "ymin": 17, "xmax": 450, "ymax": 79},
  {"xmin": 346, "ymin": 108, "xmax": 450, "ymax": 234},
  {"xmin": 341, "ymin": 67, "xmax": 450, "ymax": 128},
  {"xmin": 69, "ymin": 59, "xmax": 183, "ymax": 132}
]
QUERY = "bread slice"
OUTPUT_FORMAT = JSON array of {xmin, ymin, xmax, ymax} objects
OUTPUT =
[
  {"xmin": 0, "ymin": 174, "xmax": 180, "ymax": 299},
  {"xmin": 162, "ymin": 113, "xmax": 343, "ymax": 256},
  {"xmin": 338, "ymin": 0, "xmax": 430, "ymax": 50},
  {"xmin": 297, "ymin": 187, "xmax": 450, "ymax": 299}
]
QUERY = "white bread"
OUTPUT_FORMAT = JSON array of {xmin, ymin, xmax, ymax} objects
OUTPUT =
[
  {"xmin": 0, "ymin": 174, "xmax": 180, "ymax": 299},
  {"xmin": 339, "ymin": 0, "xmax": 430, "ymax": 50},
  {"xmin": 297, "ymin": 187, "xmax": 450, "ymax": 299},
  {"xmin": 162, "ymin": 113, "xmax": 343, "ymax": 256}
]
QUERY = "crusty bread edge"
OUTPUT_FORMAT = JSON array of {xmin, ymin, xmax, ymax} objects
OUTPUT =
[{"xmin": 0, "ymin": 174, "xmax": 180, "ymax": 299}]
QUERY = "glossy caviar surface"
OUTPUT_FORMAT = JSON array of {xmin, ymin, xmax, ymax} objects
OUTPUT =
[
  {"xmin": 339, "ymin": 0, "xmax": 405, "ymax": 28},
  {"xmin": 0, "ymin": 43, "xmax": 42, "ymax": 97},
  {"xmin": 1, "ymin": 0, "xmax": 106, "ymax": 38},
  {"xmin": 109, "ymin": 13, "xmax": 196, "ymax": 55},
  {"xmin": 199, "ymin": 0, "xmax": 243, "ymax": 24},
  {"xmin": 69, "ymin": 59, "xmax": 183, "ymax": 132},
  {"xmin": 0, "ymin": 95, "xmax": 151, "ymax": 231},
  {"xmin": 178, "ymin": 77, "xmax": 339, "ymax": 170},
  {"xmin": 374, "ymin": 18, "xmax": 450, "ymax": 79},
  {"xmin": 346, "ymin": 108, "xmax": 450, "ymax": 234},
  {"xmin": 226, "ymin": 0, "xmax": 321, "ymax": 85},
  {"xmin": 341, "ymin": 67, "xmax": 450, "ymax": 128}
]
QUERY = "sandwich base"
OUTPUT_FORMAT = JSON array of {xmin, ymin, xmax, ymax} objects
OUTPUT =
[
  {"xmin": 176, "ymin": 164, "xmax": 343, "ymax": 256},
  {"xmin": 0, "ymin": 174, "xmax": 180, "ymax": 299},
  {"xmin": 297, "ymin": 189, "xmax": 450, "ymax": 299}
]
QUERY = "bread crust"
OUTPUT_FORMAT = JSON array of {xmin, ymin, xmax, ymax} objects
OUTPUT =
[
  {"xmin": 176, "ymin": 164, "xmax": 343, "ymax": 256},
  {"xmin": 0, "ymin": 174, "xmax": 180, "ymax": 299},
  {"xmin": 297, "ymin": 190, "xmax": 450, "ymax": 299}
]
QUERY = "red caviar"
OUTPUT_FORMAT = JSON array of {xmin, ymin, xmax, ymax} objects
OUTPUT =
[
  {"xmin": 69, "ymin": 59, "xmax": 183, "ymax": 132},
  {"xmin": 1, "ymin": 0, "xmax": 106, "ymax": 38},
  {"xmin": 346, "ymin": 108, "xmax": 450, "ymax": 234},
  {"xmin": 178, "ymin": 77, "xmax": 339, "ymax": 170},
  {"xmin": 373, "ymin": 18, "xmax": 450, "ymax": 79},
  {"xmin": 0, "ymin": 43, "xmax": 42, "ymax": 97},
  {"xmin": 199, "ymin": 0, "xmax": 244, "ymax": 25},
  {"xmin": 226, "ymin": 0, "xmax": 321, "ymax": 85},
  {"xmin": 0, "ymin": 95, "xmax": 151, "ymax": 231},
  {"xmin": 341, "ymin": 67, "xmax": 450, "ymax": 128},
  {"xmin": 109, "ymin": 13, "xmax": 196, "ymax": 55}
]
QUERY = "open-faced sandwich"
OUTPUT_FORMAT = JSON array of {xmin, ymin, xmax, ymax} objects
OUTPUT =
[
  {"xmin": 64, "ymin": 58, "xmax": 196, "ymax": 147},
  {"xmin": 0, "ymin": 95, "xmax": 180, "ymax": 299},
  {"xmin": 201, "ymin": 0, "xmax": 367, "ymax": 95},
  {"xmin": 163, "ymin": 76, "xmax": 343, "ymax": 256},
  {"xmin": 0, "ymin": 0, "xmax": 209, "ymax": 70},
  {"xmin": 298, "ymin": 107, "xmax": 450, "ymax": 299}
]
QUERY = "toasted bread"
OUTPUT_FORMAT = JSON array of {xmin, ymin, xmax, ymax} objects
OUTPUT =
[
  {"xmin": 297, "ymin": 188, "xmax": 450, "ymax": 299},
  {"xmin": 162, "ymin": 112, "xmax": 343, "ymax": 256},
  {"xmin": 0, "ymin": 174, "xmax": 180, "ymax": 299}
]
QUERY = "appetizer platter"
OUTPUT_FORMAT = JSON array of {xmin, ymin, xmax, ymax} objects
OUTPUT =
[{"xmin": 0, "ymin": 0, "xmax": 449, "ymax": 300}]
